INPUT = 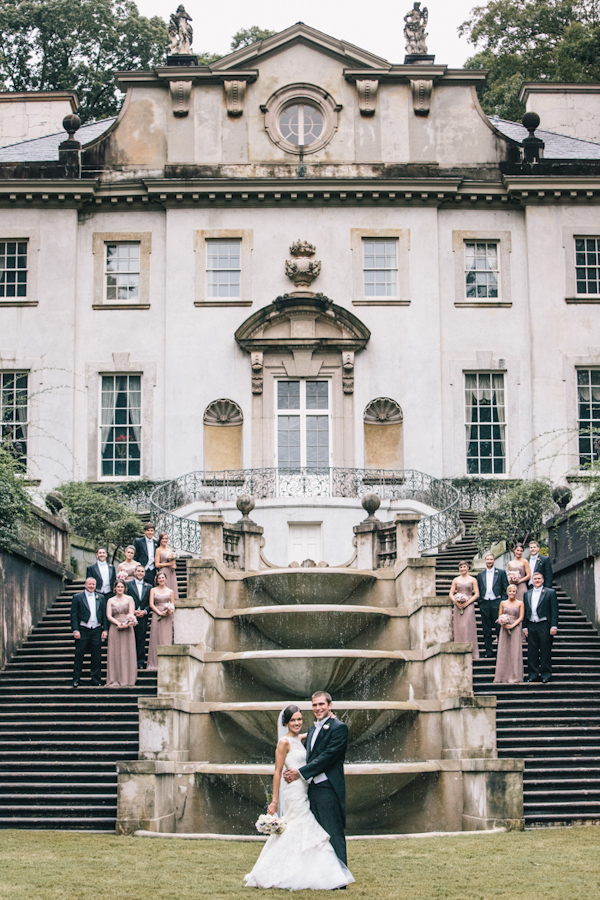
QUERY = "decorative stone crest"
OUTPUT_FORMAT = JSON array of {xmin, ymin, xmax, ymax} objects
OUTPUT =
[
  {"xmin": 224, "ymin": 80, "xmax": 247, "ymax": 117},
  {"xmin": 404, "ymin": 2, "xmax": 428, "ymax": 55},
  {"xmin": 410, "ymin": 78, "xmax": 433, "ymax": 117},
  {"xmin": 168, "ymin": 4, "xmax": 194, "ymax": 55},
  {"xmin": 203, "ymin": 398, "xmax": 243, "ymax": 426},
  {"xmin": 364, "ymin": 397, "xmax": 403, "ymax": 424},
  {"xmin": 356, "ymin": 79, "xmax": 379, "ymax": 117},
  {"xmin": 285, "ymin": 240, "xmax": 322, "ymax": 290},
  {"xmin": 170, "ymin": 80, "xmax": 192, "ymax": 117}
]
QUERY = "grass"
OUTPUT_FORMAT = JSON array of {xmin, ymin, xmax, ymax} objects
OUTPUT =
[{"xmin": 0, "ymin": 827, "xmax": 599, "ymax": 899}]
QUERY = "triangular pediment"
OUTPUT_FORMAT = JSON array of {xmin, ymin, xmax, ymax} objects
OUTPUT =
[{"xmin": 210, "ymin": 22, "xmax": 392, "ymax": 74}]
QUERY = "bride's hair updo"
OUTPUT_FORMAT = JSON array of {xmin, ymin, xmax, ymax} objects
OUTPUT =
[{"xmin": 282, "ymin": 704, "xmax": 301, "ymax": 726}]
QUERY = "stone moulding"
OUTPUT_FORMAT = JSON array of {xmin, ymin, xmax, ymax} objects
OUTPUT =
[
  {"xmin": 364, "ymin": 397, "xmax": 403, "ymax": 424},
  {"xmin": 410, "ymin": 78, "xmax": 433, "ymax": 116},
  {"xmin": 356, "ymin": 79, "xmax": 379, "ymax": 116},
  {"xmin": 223, "ymin": 79, "xmax": 247, "ymax": 117},
  {"xmin": 169, "ymin": 80, "xmax": 192, "ymax": 117},
  {"xmin": 203, "ymin": 398, "xmax": 243, "ymax": 427}
]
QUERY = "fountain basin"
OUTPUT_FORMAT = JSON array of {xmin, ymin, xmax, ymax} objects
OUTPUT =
[
  {"xmin": 233, "ymin": 605, "xmax": 396, "ymax": 649},
  {"xmin": 243, "ymin": 569, "xmax": 377, "ymax": 605}
]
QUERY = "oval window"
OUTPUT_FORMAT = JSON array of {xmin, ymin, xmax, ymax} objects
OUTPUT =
[{"xmin": 279, "ymin": 103, "xmax": 324, "ymax": 147}]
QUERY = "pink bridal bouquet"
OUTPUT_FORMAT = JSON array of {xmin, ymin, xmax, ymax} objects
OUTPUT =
[
  {"xmin": 508, "ymin": 571, "xmax": 520, "ymax": 584},
  {"xmin": 157, "ymin": 602, "xmax": 175, "ymax": 622},
  {"xmin": 255, "ymin": 814, "xmax": 287, "ymax": 836},
  {"xmin": 121, "ymin": 615, "xmax": 137, "ymax": 628},
  {"xmin": 166, "ymin": 551, "xmax": 177, "ymax": 562},
  {"xmin": 454, "ymin": 593, "xmax": 467, "ymax": 615},
  {"xmin": 498, "ymin": 613, "xmax": 512, "ymax": 633}
]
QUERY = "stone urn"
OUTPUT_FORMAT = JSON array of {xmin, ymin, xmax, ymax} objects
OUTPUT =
[{"xmin": 285, "ymin": 240, "xmax": 322, "ymax": 290}]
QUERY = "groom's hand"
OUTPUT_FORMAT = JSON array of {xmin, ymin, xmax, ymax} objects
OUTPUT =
[{"xmin": 283, "ymin": 768, "xmax": 300, "ymax": 783}]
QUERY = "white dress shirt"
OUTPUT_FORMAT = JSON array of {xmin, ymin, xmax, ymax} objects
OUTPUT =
[
  {"xmin": 529, "ymin": 586, "xmax": 544, "ymax": 622},
  {"xmin": 485, "ymin": 568, "xmax": 496, "ymax": 600},
  {"xmin": 97, "ymin": 560, "xmax": 111, "ymax": 594},
  {"xmin": 145, "ymin": 538, "xmax": 155, "ymax": 570},
  {"xmin": 134, "ymin": 578, "xmax": 145, "ymax": 598},
  {"xmin": 81, "ymin": 591, "xmax": 99, "ymax": 629},
  {"xmin": 528, "ymin": 555, "xmax": 539, "ymax": 585},
  {"xmin": 308, "ymin": 717, "xmax": 331, "ymax": 784}
]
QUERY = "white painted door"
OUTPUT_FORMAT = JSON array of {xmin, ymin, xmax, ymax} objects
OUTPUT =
[{"xmin": 288, "ymin": 523, "xmax": 322, "ymax": 564}]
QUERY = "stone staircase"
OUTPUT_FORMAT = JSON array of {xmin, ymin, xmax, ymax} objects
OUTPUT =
[
  {"xmin": 435, "ymin": 511, "xmax": 600, "ymax": 826},
  {"xmin": 0, "ymin": 560, "xmax": 186, "ymax": 830}
]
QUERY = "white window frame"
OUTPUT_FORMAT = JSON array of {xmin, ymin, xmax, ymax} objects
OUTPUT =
[
  {"xmin": 464, "ymin": 371, "xmax": 507, "ymax": 475},
  {"xmin": 92, "ymin": 232, "xmax": 152, "ymax": 309},
  {"xmin": 577, "ymin": 368, "xmax": 600, "ymax": 468},
  {"xmin": 452, "ymin": 230, "xmax": 511, "ymax": 307},
  {"xmin": 0, "ymin": 239, "xmax": 28, "ymax": 301},
  {"xmin": 351, "ymin": 228, "xmax": 410, "ymax": 305},
  {"xmin": 274, "ymin": 379, "xmax": 332, "ymax": 469},
  {"xmin": 0, "ymin": 230, "xmax": 39, "ymax": 306},
  {"xmin": 194, "ymin": 229, "xmax": 253, "ymax": 306},
  {"xmin": 0, "ymin": 370, "xmax": 28, "ymax": 471},
  {"xmin": 464, "ymin": 240, "xmax": 499, "ymax": 301},
  {"xmin": 362, "ymin": 238, "xmax": 398, "ymax": 298},
  {"xmin": 206, "ymin": 238, "xmax": 241, "ymax": 299},
  {"xmin": 104, "ymin": 242, "xmax": 140, "ymax": 304},
  {"xmin": 99, "ymin": 373, "xmax": 142, "ymax": 479}
]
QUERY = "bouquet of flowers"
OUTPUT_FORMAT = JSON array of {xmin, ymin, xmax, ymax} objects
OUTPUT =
[
  {"xmin": 498, "ymin": 613, "xmax": 512, "ymax": 633},
  {"xmin": 255, "ymin": 813, "xmax": 287, "ymax": 836},
  {"xmin": 454, "ymin": 592, "xmax": 467, "ymax": 615},
  {"xmin": 157, "ymin": 601, "xmax": 175, "ymax": 622},
  {"xmin": 507, "ymin": 571, "xmax": 520, "ymax": 584},
  {"xmin": 123, "ymin": 615, "xmax": 137, "ymax": 628},
  {"xmin": 166, "ymin": 551, "xmax": 177, "ymax": 563}
]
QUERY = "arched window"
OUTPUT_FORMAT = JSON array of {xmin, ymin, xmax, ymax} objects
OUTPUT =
[
  {"xmin": 363, "ymin": 398, "xmax": 403, "ymax": 469},
  {"xmin": 203, "ymin": 399, "xmax": 243, "ymax": 471}
]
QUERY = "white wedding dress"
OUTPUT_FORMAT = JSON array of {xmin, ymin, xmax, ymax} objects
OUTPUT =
[{"xmin": 244, "ymin": 736, "xmax": 354, "ymax": 891}]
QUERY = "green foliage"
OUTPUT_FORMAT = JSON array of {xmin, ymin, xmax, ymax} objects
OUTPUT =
[
  {"xmin": 459, "ymin": 1, "xmax": 600, "ymax": 119},
  {"xmin": 0, "ymin": 0, "xmax": 168, "ymax": 122},
  {"xmin": 59, "ymin": 480, "xmax": 143, "ymax": 560},
  {"xmin": 574, "ymin": 467, "xmax": 600, "ymax": 550},
  {"xmin": 0, "ymin": 446, "xmax": 32, "ymax": 551},
  {"xmin": 230, "ymin": 26, "xmax": 276, "ymax": 51},
  {"xmin": 471, "ymin": 478, "xmax": 556, "ymax": 552}
]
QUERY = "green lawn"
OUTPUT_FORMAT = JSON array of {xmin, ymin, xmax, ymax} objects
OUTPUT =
[{"xmin": 0, "ymin": 828, "xmax": 599, "ymax": 900}]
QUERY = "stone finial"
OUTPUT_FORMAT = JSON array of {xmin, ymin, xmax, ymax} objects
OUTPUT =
[
  {"xmin": 362, "ymin": 492, "xmax": 381, "ymax": 520},
  {"xmin": 404, "ymin": 2, "xmax": 428, "ymax": 55},
  {"xmin": 522, "ymin": 111, "xmax": 545, "ymax": 162},
  {"xmin": 168, "ymin": 4, "xmax": 193, "ymax": 55},
  {"xmin": 236, "ymin": 494, "xmax": 255, "ymax": 521},
  {"xmin": 45, "ymin": 490, "xmax": 64, "ymax": 515},
  {"xmin": 552, "ymin": 483, "xmax": 572, "ymax": 511},
  {"xmin": 62, "ymin": 114, "xmax": 81, "ymax": 142},
  {"xmin": 285, "ymin": 240, "xmax": 322, "ymax": 290}
]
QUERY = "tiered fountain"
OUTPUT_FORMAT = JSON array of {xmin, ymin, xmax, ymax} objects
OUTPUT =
[{"xmin": 116, "ymin": 496, "xmax": 523, "ymax": 835}]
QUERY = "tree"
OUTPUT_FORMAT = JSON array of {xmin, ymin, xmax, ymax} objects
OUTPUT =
[
  {"xmin": 59, "ymin": 481, "xmax": 144, "ymax": 561},
  {"xmin": 0, "ymin": 445, "xmax": 32, "ymax": 552},
  {"xmin": 230, "ymin": 26, "xmax": 276, "ymax": 51},
  {"xmin": 459, "ymin": 1, "xmax": 600, "ymax": 121},
  {"xmin": 471, "ymin": 479, "xmax": 557, "ymax": 553},
  {"xmin": 0, "ymin": 0, "xmax": 168, "ymax": 122}
]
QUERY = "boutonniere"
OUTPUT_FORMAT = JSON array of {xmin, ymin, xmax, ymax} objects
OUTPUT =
[{"xmin": 323, "ymin": 724, "xmax": 330, "ymax": 731}]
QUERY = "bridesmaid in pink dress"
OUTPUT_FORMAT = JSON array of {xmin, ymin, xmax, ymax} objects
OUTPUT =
[
  {"xmin": 507, "ymin": 544, "xmax": 531, "ymax": 603},
  {"xmin": 494, "ymin": 584, "xmax": 525, "ymax": 683},
  {"xmin": 147, "ymin": 571, "xmax": 175, "ymax": 671},
  {"xmin": 106, "ymin": 580, "xmax": 137, "ymax": 687},
  {"xmin": 154, "ymin": 532, "xmax": 179, "ymax": 599},
  {"xmin": 449, "ymin": 560, "xmax": 480, "ymax": 660}
]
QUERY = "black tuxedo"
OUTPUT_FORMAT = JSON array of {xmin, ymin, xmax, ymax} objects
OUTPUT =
[
  {"xmin": 70, "ymin": 590, "xmax": 107, "ymax": 685},
  {"xmin": 523, "ymin": 586, "xmax": 559, "ymax": 680},
  {"xmin": 134, "ymin": 536, "xmax": 159, "ymax": 584},
  {"xmin": 528, "ymin": 554, "xmax": 553, "ymax": 588},
  {"xmin": 299, "ymin": 717, "xmax": 348, "ymax": 864},
  {"xmin": 85, "ymin": 561, "xmax": 116, "ymax": 597},
  {"xmin": 475, "ymin": 567, "xmax": 509, "ymax": 655},
  {"xmin": 127, "ymin": 579, "xmax": 152, "ymax": 667}
]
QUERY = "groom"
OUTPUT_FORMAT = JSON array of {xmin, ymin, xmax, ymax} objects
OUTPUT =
[{"xmin": 284, "ymin": 691, "xmax": 349, "ymax": 866}]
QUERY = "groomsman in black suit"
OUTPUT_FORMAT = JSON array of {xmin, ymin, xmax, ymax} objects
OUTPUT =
[
  {"xmin": 127, "ymin": 564, "xmax": 152, "ymax": 669},
  {"xmin": 476, "ymin": 553, "xmax": 509, "ymax": 658},
  {"xmin": 134, "ymin": 523, "xmax": 159, "ymax": 585},
  {"xmin": 86, "ymin": 547, "xmax": 116, "ymax": 601},
  {"xmin": 284, "ymin": 691, "xmax": 349, "ymax": 866},
  {"xmin": 523, "ymin": 571, "xmax": 559, "ymax": 683},
  {"xmin": 71, "ymin": 576, "xmax": 108, "ymax": 687},
  {"xmin": 527, "ymin": 540, "xmax": 553, "ymax": 588}
]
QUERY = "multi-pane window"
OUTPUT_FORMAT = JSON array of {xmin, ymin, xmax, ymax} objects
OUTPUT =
[
  {"xmin": 363, "ymin": 239, "xmax": 398, "ymax": 297},
  {"xmin": 577, "ymin": 369, "xmax": 600, "ymax": 467},
  {"xmin": 105, "ymin": 243, "xmax": 139, "ymax": 302},
  {"xmin": 276, "ymin": 380, "xmax": 330, "ymax": 468},
  {"xmin": 0, "ymin": 372, "xmax": 28, "ymax": 471},
  {"xmin": 465, "ymin": 242, "xmax": 499, "ymax": 299},
  {"xmin": 575, "ymin": 238, "xmax": 600, "ymax": 294},
  {"xmin": 207, "ymin": 240, "xmax": 241, "ymax": 298},
  {"xmin": 465, "ymin": 373, "xmax": 506, "ymax": 474},
  {"xmin": 100, "ymin": 375, "xmax": 141, "ymax": 477},
  {"xmin": 280, "ymin": 104, "xmax": 323, "ymax": 146},
  {"xmin": 0, "ymin": 241, "xmax": 27, "ymax": 299}
]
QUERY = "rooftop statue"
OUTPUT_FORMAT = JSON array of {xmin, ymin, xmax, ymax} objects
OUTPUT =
[
  {"xmin": 168, "ymin": 4, "xmax": 194, "ymax": 55},
  {"xmin": 404, "ymin": 2, "xmax": 428, "ymax": 55}
]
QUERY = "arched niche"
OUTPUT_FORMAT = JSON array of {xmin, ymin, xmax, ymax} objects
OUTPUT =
[
  {"xmin": 203, "ymin": 399, "xmax": 243, "ymax": 471},
  {"xmin": 235, "ymin": 294, "xmax": 371, "ymax": 468},
  {"xmin": 364, "ymin": 398, "xmax": 403, "ymax": 469}
]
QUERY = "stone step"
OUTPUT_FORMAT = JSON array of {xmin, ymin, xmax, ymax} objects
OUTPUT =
[
  {"xmin": 0, "ymin": 794, "xmax": 116, "ymax": 807},
  {"xmin": 0, "ymin": 816, "xmax": 115, "ymax": 829}
]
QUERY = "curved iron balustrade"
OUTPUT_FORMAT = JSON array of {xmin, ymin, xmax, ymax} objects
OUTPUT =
[{"xmin": 147, "ymin": 468, "xmax": 461, "ymax": 556}]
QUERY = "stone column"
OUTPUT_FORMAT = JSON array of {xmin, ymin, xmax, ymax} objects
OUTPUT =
[
  {"xmin": 198, "ymin": 515, "xmax": 224, "ymax": 562},
  {"xmin": 395, "ymin": 512, "xmax": 421, "ymax": 562},
  {"xmin": 353, "ymin": 522, "xmax": 379, "ymax": 570}
]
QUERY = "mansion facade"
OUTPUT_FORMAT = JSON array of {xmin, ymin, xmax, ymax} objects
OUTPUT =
[{"xmin": 0, "ymin": 23, "xmax": 599, "ymax": 559}]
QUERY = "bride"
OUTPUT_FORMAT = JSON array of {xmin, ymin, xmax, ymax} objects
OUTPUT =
[{"xmin": 244, "ymin": 705, "xmax": 354, "ymax": 891}]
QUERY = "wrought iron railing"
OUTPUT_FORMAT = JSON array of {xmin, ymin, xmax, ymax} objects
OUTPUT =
[{"xmin": 149, "ymin": 468, "xmax": 461, "ymax": 556}]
